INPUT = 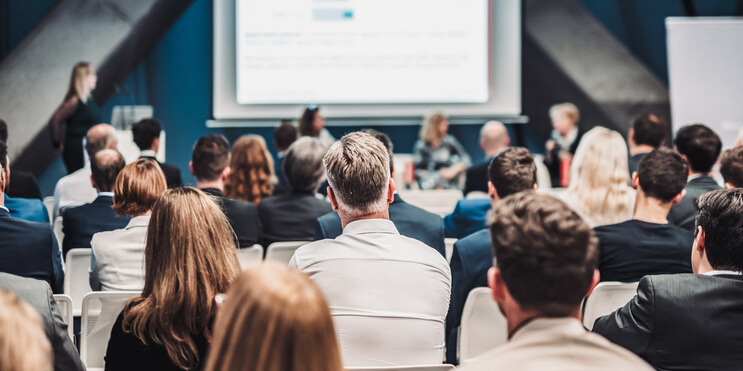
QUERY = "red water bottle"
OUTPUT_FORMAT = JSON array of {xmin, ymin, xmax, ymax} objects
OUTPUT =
[{"xmin": 560, "ymin": 157, "xmax": 571, "ymax": 188}]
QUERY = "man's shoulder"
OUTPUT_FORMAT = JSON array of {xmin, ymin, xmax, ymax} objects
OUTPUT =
[
  {"xmin": 222, "ymin": 196, "xmax": 257, "ymax": 212},
  {"xmin": 457, "ymin": 228, "xmax": 490, "ymax": 248},
  {"xmin": 391, "ymin": 198, "xmax": 441, "ymax": 221}
]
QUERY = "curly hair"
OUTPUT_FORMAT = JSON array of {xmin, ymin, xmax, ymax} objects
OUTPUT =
[{"xmin": 225, "ymin": 135, "xmax": 274, "ymax": 204}]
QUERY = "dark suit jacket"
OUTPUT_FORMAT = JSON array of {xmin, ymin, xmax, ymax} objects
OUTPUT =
[
  {"xmin": 7, "ymin": 169, "xmax": 42, "ymax": 200},
  {"xmin": 140, "ymin": 155, "xmax": 182, "ymax": 188},
  {"xmin": 443, "ymin": 198, "xmax": 491, "ymax": 239},
  {"xmin": 445, "ymin": 229, "xmax": 492, "ymax": 364},
  {"xmin": 593, "ymin": 274, "xmax": 743, "ymax": 371},
  {"xmin": 0, "ymin": 272, "xmax": 85, "ymax": 371},
  {"xmin": 628, "ymin": 153, "xmax": 648, "ymax": 177},
  {"xmin": 463, "ymin": 159, "xmax": 491, "ymax": 197},
  {"xmin": 259, "ymin": 192, "xmax": 333, "ymax": 247},
  {"xmin": 313, "ymin": 194, "xmax": 446, "ymax": 257},
  {"xmin": 62, "ymin": 195, "xmax": 130, "ymax": 258},
  {"xmin": 667, "ymin": 176, "xmax": 721, "ymax": 230},
  {"xmin": 201, "ymin": 188, "xmax": 261, "ymax": 248},
  {"xmin": 0, "ymin": 207, "xmax": 63, "ymax": 293}
]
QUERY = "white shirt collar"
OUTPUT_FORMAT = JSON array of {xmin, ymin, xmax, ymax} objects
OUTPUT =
[
  {"xmin": 0, "ymin": 205, "xmax": 8, "ymax": 212},
  {"xmin": 140, "ymin": 150, "xmax": 157, "ymax": 157},
  {"xmin": 98, "ymin": 192, "xmax": 115, "ymax": 197},
  {"xmin": 703, "ymin": 270, "xmax": 742, "ymax": 276},
  {"xmin": 688, "ymin": 174, "xmax": 704, "ymax": 181}
]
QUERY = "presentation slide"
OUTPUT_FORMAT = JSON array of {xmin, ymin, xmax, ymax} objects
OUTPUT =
[{"xmin": 236, "ymin": 0, "xmax": 489, "ymax": 105}]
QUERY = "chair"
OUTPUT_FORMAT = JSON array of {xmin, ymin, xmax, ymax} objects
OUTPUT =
[
  {"xmin": 459, "ymin": 287, "xmax": 507, "ymax": 363},
  {"xmin": 397, "ymin": 189, "xmax": 463, "ymax": 216},
  {"xmin": 444, "ymin": 238, "xmax": 457, "ymax": 263},
  {"xmin": 265, "ymin": 241, "xmax": 309, "ymax": 265},
  {"xmin": 52, "ymin": 294, "xmax": 74, "ymax": 340},
  {"xmin": 237, "ymin": 244, "xmax": 264, "ymax": 269},
  {"xmin": 465, "ymin": 191, "xmax": 489, "ymax": 199},
  {"xmin": 346, "ymin": 365, "xmax": 455, "ymax": 371},
  {"xmin": 80, "ymin": 291, "xmax": 140, "ymax": 370},
  {"xmin": 64, "ymin": 248, "xmax": 93, "ymax": 317},
  {"xmin": 53, "ymin": 216, "xmax": 64, "ymax": 251},
  {"xmin": 583, "ymin": 281, "xmax": 639, "ymax": 330},
  {"xmin": 43, "ymin": 196, "xmax": 54, "ymax": 223}
]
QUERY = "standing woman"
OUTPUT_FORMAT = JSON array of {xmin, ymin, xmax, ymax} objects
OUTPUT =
[
  {"xmin": 414, "ymin": 113, "xmax": 471, "ymax": 190},
  {"xmin": 50, "ymin": 62, "xmax": 101, "ymax": 173},
  {"xmin": 299, "ymin": 106, "xmax": 335, "ymax": 148}
]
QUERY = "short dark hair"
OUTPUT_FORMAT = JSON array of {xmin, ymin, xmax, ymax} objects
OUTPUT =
[
  {"xmin": 488, "ymin": 147, "xmax": 536, "ymax": 198},
  {"xmin": 632, "ymin": 113, "xmax": 667, "ymax": 148},
  {"xmin": 91, "ymin": 149, "xmax": 126, "ymax": 192},
  {"xmin": 192, "ymin": 135, "xmax": 230, "ymax": 182},
  {"xmin": 131, "ymin": 118, "xmax": 162, "ymax": 151},
  {"xmin": 274, "ymin": 121, "xmax": 297, "ymax": 152},
  {"xmin": 719, "ymin": 147, "xmax": 743, "ymax": 188},
  {"xmin": 0, "ymin": 119, "xmax": 7, "ymax": 142},
  {"xmin": 694, "ymin": 189, "xmax": 743, "ymax": 271},
  {"xmin": 490, "ymin": 192, "xmax": 598, "ymax": 316},
  {"xmin": 363, "ymin": 129, "xmax": 394, "ymax": 175},
  {"xmin": 674, "ymin": 124, "xmax": 721, "ymax": 173},
  {"xmin": 637, "ymin": 148, "xmax": 687, "ymax": 202},
  {"xmin": 0, "ymin": 140, "xmax": 7, "ymax": 171}
]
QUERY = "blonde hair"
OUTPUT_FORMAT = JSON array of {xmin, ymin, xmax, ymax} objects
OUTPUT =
[
  {"xmin": 65, "ymin": 61, "xmax": 94, "ymax": 102},
  {"xmin": 225, "ymin": 135, "xmax": 274, "ymax": 204},
  {"xmin": 419, "ymin": 113, "xmax": 447, "ymax": 144},
  {"xmin": 204, "ymin": 263, "xmax": 343, "ymax": 371},
  {"xmin": 0, "ymin": 289, "xmax": 52, "ymax": 371},
  {"xmin": 549, "ymin": 102, "xmax": 580, "ymax": 123},
  {"xmin": 112, "ymin": 158, "xmax": 168, "ymax": 217},
  {"xmin": 121, "ymin": 187, "xmax": 241, "ymax": 370},
  {"xmin": 565, "ymin": 127, "xmax": 632, "ymax": 226}
]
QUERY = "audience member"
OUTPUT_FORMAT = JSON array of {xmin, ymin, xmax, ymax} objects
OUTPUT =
[
  {"xmin": 53, "ymin": 123, "xmax": 117, "ymax": 218},
  {"xmin": 0, "ymin": 141, "xmax": 47, "ymax": 223},
  {"xmin": 90, "ymin": 158, "xmax": 167, "ymax": 291},
  {"xmin": 105, "ymin": 187, "xmax": 241, "ymax": 371},
  {"xmin": 544, "ymin": 102, "xmax": 583, "ymax": 187},
  {"xmin": 299, "ymin": 106, "xmax": 335, "ymax": 148},
  {"xmin": 594, "ymin": 189, "xmax": 743, "ymax": 370},
  {"xmin": 463, "ymin": 121, "xmax": 509, "ymax": 196},
  {"xmin": 191, "ymin": 134, "xmax": 261, "ymax": 248},
  {"xmin": 314, "ymin": 129, "xmax": 445, "ymax": 257},
  {"xmin": 414, "ymin": 113, "xmax": 471, "ymax": 190},
  {"xmin": 445, "ymin": 147, "xmax": 537, "ymax": 364},
  {"xmin": 62, "ymin": 149, "xmax": 129, "ymax": 258},
  {"xmin": 562, "ymin": 127, "xmax": 634, "ymax": 227},
  {"xmin": 273, "ymin": 120, "xmax": 298, "ymax": 190},
  {"xmin": 225, "ymin": 135, "xmax": 274, "ymax": 204},
  {"xmin": 0, "ymin": 119, "xmax": 42, "ymax": 199},
  {"xmin": 131, "ymin": 118, "xmax": 182, "ymax": 188},
  {"xmin": 259, "ymin": 137, "xmax": 333, "ymax": 247},
  {"xmin": 0, "ymin": 272, "xmax": 83, "ymax": 371},
  {"xmin": 667, "ymin": 124, "xmax": 722, "ymax": 230},
  {"xmin": 718, "ymin": 146, "xmax": 743, "ymax": 189},
  {"xmin": 443, "ymin": 197, "xmax": 490, "ymax": 239},
  {"xmin": 204, "ymin": 263, "xmax": 343, "ymax": 371},
  {"xmin": 627, "ymin": 113, "xmax": 668, "ymax": 176},
  {"xmin": 291, "ymin": 132, "xmax": 450, "ymax": 366},
  {"xmin": 595, "ymin": 148, "xmax": 692, "ymax": 282},
  {"xmin": 458, "ymin": 192, "xmax": 652, "ymax": 370},
  {"xmin": 0, "ymin": 288, "xmax": 52, "ymax": 371}
]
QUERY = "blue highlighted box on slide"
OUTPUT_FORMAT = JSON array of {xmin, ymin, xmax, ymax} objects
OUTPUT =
[{"xmin": 313, "ymin": 8, "xmax": 354, "ymax": 21}]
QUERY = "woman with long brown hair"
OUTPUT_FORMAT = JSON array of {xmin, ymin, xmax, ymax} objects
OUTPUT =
[
  {"xmin": 104, "ymin": 187, "xmax": 241, "ymax": 371},
  {"xmin": 298, "ymin": 106, "xmax": 335, "ymax": 148},
  {"xmin": 204, "ymin": 262, "xmax": 343, "ymax": 371},
  {"xmin": 224, "ymin": 135, "xmax": 274, "ymax": 204}
]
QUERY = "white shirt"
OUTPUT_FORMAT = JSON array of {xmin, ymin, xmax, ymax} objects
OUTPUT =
[
  {"xmin": 704, "ymin": 270, "xmax": 743, "ymax": 276},
  {"xmin": 52, "ymin": 166, "xmax": 97, "ymax": 219},
  {"xmin": 290, "ymin": 219, "xmax": 451, "ymax": 367},
  {"xmin": 90, "ymin": 215, "xmax": 149, "ymax": 291}
]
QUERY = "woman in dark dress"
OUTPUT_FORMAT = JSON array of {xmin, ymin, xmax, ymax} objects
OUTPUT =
[{"xmin": 50, "ymin": 61, "xmax": 101, "ymax": 173}]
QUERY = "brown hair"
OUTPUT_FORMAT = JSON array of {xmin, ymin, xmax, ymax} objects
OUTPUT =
[
  {"xmin": 122, "ymin": 187, "xmax": 241, "ymax": 370},
  {"xmin": 299, "ymin": 107, "xmax": 320, "ymax": 137},
  {"xmin": 0, "ymin": 289, "xmax": 52, "ymax": 371},
  {"xmin": 488, "ymin": 147, "xmax": 537, "ymax": 198},
  {"xmin": 225, "ymin": 135, "xmax": 274, "ymax": 204},
  {"xmin": 65, "ymin": 61, "xmax": 94, "ymax": 101},
  {"xmin": 204, "ymin": 263, "xmax": 343, "ymax": 371},
  {"xmin": 112, "ymin": 158, "xmax": 168, "ymax": 217},
  {"xmin": 419, "ymin": 113, "xmax": 447, "ymax": 144},
  {"xmin": 719, "ymin": 147, "xmax": 743, "ymax": 188},
  {"xmin": 192, "ymin": 134, "xmax": 230, "ymax": 182}
]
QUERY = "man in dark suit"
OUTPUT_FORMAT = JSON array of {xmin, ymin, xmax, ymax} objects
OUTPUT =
[
  {"xmin": 463, "ymin": 121, "xmax": 510, "ymax": 197},
  {"xmin": 0, "ymin": 272, "xmax": 84, "ymax": 371},
  {"xmin": 314, "ymin": 130, "xmax": 445, "ymax": 256},
  {"xmin": 132, "ymin": 118, "xmax": 182, "ymax": 188},
  {"xmin": 627, "ymin": 113, "xmax": 668, "ymax": 177},
  {"xmin": 594, "ymin": 188, "xmax": 743, "ymax": 370},
  {"xmin": 719, "ymin": 146, "xmax": 743, "ymax": 189},
  {"xmin": 62, "ymin": 149, "xmax": 130, "ymax": 258},
  {"xmin": 446, "ymin": 147, "xmax": 538, "ymax": 365},
  {"xmin": 667, "ymin": 124, "xmax": 722, "ymax": 230},
  {"xmin": 0, "ymin": 119, "xmax": 42, "ymax": 200},
  {"xmin": 191, "ymin": 134, "xmax": 261, "ymax": 248},
  {"xmin": 273, "ymin": 120, "xmax": 297, "ymax": 191}
]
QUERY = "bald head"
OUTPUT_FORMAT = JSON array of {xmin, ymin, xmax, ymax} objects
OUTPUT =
[
  {"xmin": 85, "ymin": 124, "xmax": 117, "ymax": 158},
  {"xmin": 91, "ymin": 149, "xmax": 125, "ymax": 193},
  {"xmin": 480, "ymin": 121, "xmax": 509, "ymax": 157}
]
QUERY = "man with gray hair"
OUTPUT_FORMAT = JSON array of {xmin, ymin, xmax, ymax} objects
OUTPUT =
[{"xmin": 290, "ymin": 132, "xmax": 451, "ymax": 367}]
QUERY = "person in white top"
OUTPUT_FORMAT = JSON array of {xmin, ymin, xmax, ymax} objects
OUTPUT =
[{"xmin": 290, "ymin": 132, "xmax": 451, "ymax": 367}]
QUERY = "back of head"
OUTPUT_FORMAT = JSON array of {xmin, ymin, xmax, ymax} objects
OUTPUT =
[
  {"xmin": 0, "ymin": 119, "xmax": 7, "ymax": 143},
  {"xmin": 694, "ymin": 189, "xmax": 743, "ymax": 272},
  {"xmin": 204, "ymin": 263, "xmax": 343, "ymax": 371},
  {"xmin": 124, "ymin": 187, "xmax": 240, "ymax": 370},
  {"xmin": 488, "ymin": 147, "xmax": 536, "ymax": 198},
  {"xmin": 419, "ymin": 113, "xmax": 447, "ymax": 144},
  {"xmin": 283, "ymin": 137, "xmax": 327, "ymax": 193},
  {"xmin": 274, "ymin": 120, "xmax": 298, "ymax": 152},
  {"xmin": 674, "ymin": 124, "xmax": 722, "ymax": 173},
  {"xmin": 192, "ymin": 134, "xmax": 230, "ymax": 182},
  {"xmin": 490, "ymin": 192, "xmax": 598, "ymax": 316},
  {"xmin": 91, "ymin": 149, "xmax": 126, "ymax": 193},
  {"xmin": 324, "ymin": 132, "xmax": 390, "ymax": 217},
  {"xmin": 225, "ymin": 135, "xmax": 274, "ymax": 204},
  {"xmin": 85, "ymin": 124, "xmax": 117, "ymax": 158},
  {"xmin": 112, "ymin": 158, "xmax": 167, "ymax": 217},
  {"xmin": 632, "ymin": 113, "xmax": 668, "ymax": 148},
  {"xmin": 299, "ymin": 107, "xmax": 319, "ymax": 137},
  {"xmin": 719, "ymin": 147, "xmax": 743, "ymax": 188},
  {"xmin": 0, "ymin": 289, "xmax": 52, "ymax": 371},
  {"xmin": 480, "ymin": 121, "xmax": 509, "ymax": 152},
  {"xmin": 131, "ymin": 119, "xmax": 162, "ymax": 151},
  {"xmin": 363, "ymin": 129, "xmax": 394, "ymax": 175},
  {"xmin": 637, "ymin": 148, "xmax": 688, "ymax": 202}
]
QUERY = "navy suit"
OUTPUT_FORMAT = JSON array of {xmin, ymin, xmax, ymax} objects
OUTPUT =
[
  {"xmin": 0, "ymin": 207, "xmax": 64, "ymax": 293},
  {"xmin": 667, "ymin": 176, "xmax": 721, "ymax": 231},
  {"xmin": 260, "ymin": 192, "xmax": 333, "ymax": 248},
  {"xmin": 313, "ymin": 194, "xmax": 446, "ymax": 257},
  {"xmin": 62, "ymin": 195, "xmax": 130, "ymax": 258},
  {"xmin": 443, "ymin": 198, "xmax": 491, "ymax": 239},
  {"xmin": 5, "ymin": 194, "xmax": 48, "ymax": 223},
  {"xmin": 445, "ymin": 228, "xmax": 492, "ymax": 364},
  {"xmin": 463, "ymin": 158, "xmax": 491, "ymax": 197}
]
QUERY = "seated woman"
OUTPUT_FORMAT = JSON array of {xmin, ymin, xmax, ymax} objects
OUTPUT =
[
  {"xmin": 544, "ymin": 102, "xmax": 583, "ymax": 187},
  {"xmin": 104, "ymin": 187, "xmax": 241, "ymax": 371},
  {"xmin": 204, "ymin": 262, "xmax": 343, "ymax": 371},
  {"xmin": 299, "ymin": 106, "xmax": 335, "ymax": 148},
  {"xmin": 414, "ymin": 113, "xmax": 471, "ymax": 190},
  {"xmin": 90, "ymin": 158, "xmax": 167, "ymax": 291},
  {"xmin": 225, "ymin": 135, "xmax": 275, "ymax": 204}
]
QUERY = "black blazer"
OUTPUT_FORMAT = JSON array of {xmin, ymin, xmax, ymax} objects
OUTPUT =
[
  {"xmin": 667, "ymin": 176, "xmax": 721, "ymax": 231},
  {"xmin": 463, "ymin": 159, "xmax": 491, "ymax": 197},
  {"xmin": 140, "ymin": 156, "xmax": 182, "ymax": 189},
  {"xmin": 259, "ymin": 192, "xmax": 333, "ymax": 247},
  {"xmin": 7, "ymin": 169, "xmax": 42, "ymax": 200},
  {"xmin": 313, "ymin": 194, "xmax": 446, "ymax": 257},
  {"xmin": 201, "ymin": 188, "xmax": 261, "ymax": 248},
  {"xmin": 62, "ymin": 195, "xmax": 130, "ymax": 258},
  {"xmin": 593, "ymin": 274, "xmax": 743, "ymax": 371},
  {"xmin": 545, "ymin": 130, "xmax": 584, "ymax": 187}
]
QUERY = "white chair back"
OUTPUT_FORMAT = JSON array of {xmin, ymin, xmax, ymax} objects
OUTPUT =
[
  {"xmin": 265, "ymin": 241, "xmax": 309, "ymax": 265},
  {"xmin": 64, "ymin": 248, "xmax": 93, "ymax": 316},
  {"xmin": 459, "ymin": 287, "xmax": 507, "ymax": 363},
  {"xmin": 583, "ymin": 281, "xmax": 639, "ymax": 330},
  {"xmin": 346, "ymin": 365, "xmax": 455, "ymax": 371},
  {"xmin": 52, "ymin": 294, "xmax": 74, "ymax": 340},
  {"xmin": 237, "ymin": 244, "xmax": 264, "ymax": 269},
  {"xmin": 80, "ymin": 291, "xmax": 140, "ymax": 369},
  {"xmin": 464, "ymin": 191, "xmax": 489, "ymax": 199},
  {"xmin": 53, "ymin": 216, "xmax": 64, "ymax": 250},
  {"xmin": 444, "ymin": 238, "xmax": 457, "ymax": 263},
  {"xmin": 43, "ymin": 196, "xmax": 54, "ymax": 223},
  {"xmin": 397, "ymin": 189, "xmax": 463, "ymax": 216}
]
